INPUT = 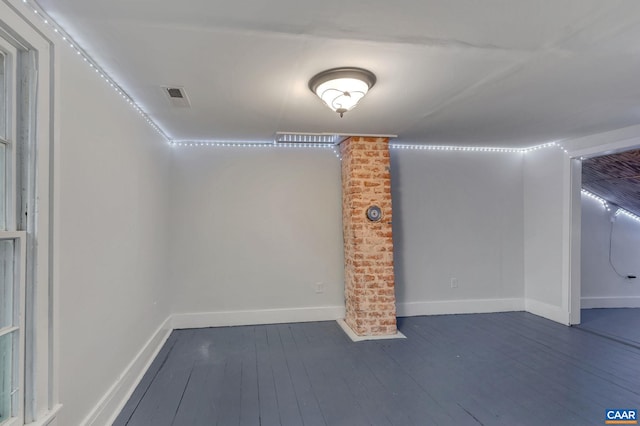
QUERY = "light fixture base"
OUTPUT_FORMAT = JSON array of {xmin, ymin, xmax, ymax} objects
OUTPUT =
[{"xmin": 308, "ymin": 67, "xmax": 377, "ymax": 93}]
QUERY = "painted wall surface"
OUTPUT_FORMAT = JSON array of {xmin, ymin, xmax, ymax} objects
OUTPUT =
[
  {"xmin": 523, "ymin": 148, "xmax": 565, "ymax": 308},
  {"xmin": 581, "ymin": 194, "xmax": 640, "ymax": 306},
  {"xmin": 168, "ymin": 148, "xmax": 344, "ymax": 315},
  {"xmin": 390, "ymin": 149, "xmax": 525, "ymax": 312},
  {"xmin": 57, "ymin": 45, "xmax": 171, "ymax": 426}
]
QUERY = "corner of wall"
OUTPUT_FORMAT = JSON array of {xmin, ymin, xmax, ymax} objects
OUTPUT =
[{"xmin": 524, "ymin": 299, "xmax": 570, "ymax": 325}]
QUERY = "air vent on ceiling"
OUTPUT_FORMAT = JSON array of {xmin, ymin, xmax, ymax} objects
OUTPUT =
[
  {"xmin": 274, "ymin": 132, "xmax": 398, "ymax": 145},
  {"xmin": 167, "ymin": 88, "xmax": 183, "ymax": 98},
  {"xmin": 162, "ymin": 86, "xmax": 191, "ymax": 108},
  {"xmin": 275, "ymin": 132, "xmax": 345, "ymax": 145}
]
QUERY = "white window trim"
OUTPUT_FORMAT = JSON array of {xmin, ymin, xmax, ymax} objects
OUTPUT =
[
  {"xmin": 0, "ymin": 0, "xmax": 58, "ymax": 424},
  {"xmin": 0, "ymin": 22, "xmax": 26, "ymax": 426}
]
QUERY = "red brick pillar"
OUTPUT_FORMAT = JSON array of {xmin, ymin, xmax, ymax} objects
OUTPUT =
[{"xmin": 340, "ymin": 136, "xmax": 397, "ymax": 336}]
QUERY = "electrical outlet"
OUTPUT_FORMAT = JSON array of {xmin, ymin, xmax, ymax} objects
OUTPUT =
[
  {"xmin": 315, "ymin": 282, "xmax": 325, "ymax": 294},
  {"xmin": 450, "ymin": 278, "xmax": 459, "ymax": 289}
]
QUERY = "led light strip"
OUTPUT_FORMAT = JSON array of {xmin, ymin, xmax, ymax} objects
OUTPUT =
[
  {"xmin": 171, "ymin": 141, "xmax": 334, "ymax": 148},
  {"xmin": 171, "ymin": 140, "xmax": 342, "ymax": 158},
  {"xmin": 581, "ymin": 189, "xmax": 611, "ymax": 211},
  {"xmin": 173, "ymin": 140, "xmax": 567, "ymax": 153},
  {"xmin": 580, "ymin": 189, "xmax": 640, "ymax": 222},
  {"xmin": 581, "ymin": 189, "xmax": 640, "ymax": 223},
  {"xmin": 616, "ymin": 208, "xmax": 640, "ymax": 223},
  {"xmin": 21, "ymin": 0, "xmax": 171, "ymax": 141},
  {"xmin": 390, "ymin": 144, "xmax": 522, "ymax": 153},
  {"xmin": 388, "ymin": 141, "xmax": 566, "ymax": 153}
]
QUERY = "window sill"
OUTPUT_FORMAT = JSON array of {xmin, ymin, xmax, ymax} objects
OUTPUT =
[{"xmin": 27, "ymin": 404, "xmax": 62, "ymax": 426}]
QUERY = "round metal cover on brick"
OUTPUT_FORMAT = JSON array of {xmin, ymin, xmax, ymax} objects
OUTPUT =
[{"xmin": 366, "ymin": 205, "xmax": 382, "ymax": 222}]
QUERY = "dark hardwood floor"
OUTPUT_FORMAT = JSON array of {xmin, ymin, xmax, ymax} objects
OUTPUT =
[{"xmin": 114, "ymin": 312, "xmax": 640, "ymax": 425}]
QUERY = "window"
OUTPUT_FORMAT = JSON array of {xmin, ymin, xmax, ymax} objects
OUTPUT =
[
  {"xmin": 0, "ymin": 34, "xmax": 27, "ymax": 426},
  {"xmin": 0, "ymin": 2, "xmax": 56, "ymax": 424},
  {"xmin": 0, "ymin": 239, "xmax": 25, "ymax": 426}
]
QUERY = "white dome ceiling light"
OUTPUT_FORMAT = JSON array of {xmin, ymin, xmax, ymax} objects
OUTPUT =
[{"xmin": 308, "ymin": 67, "xmax": 376, "ymax": 118}]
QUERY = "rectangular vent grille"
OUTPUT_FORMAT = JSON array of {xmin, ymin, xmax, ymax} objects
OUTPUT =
[
  {"xmin": 274, "ymin": 133, "xmax": 397, "ymax": 145},
  {"xmin": 162, "ymin": 86, "xmax": 191, "ymax": 107},
  {"xmin": 167, "ymin": 88, "xmax": 184, "ymax": 98},
  {"xmin": 275, "ymin": 132, "xmax": 345, "ymax": 145}
]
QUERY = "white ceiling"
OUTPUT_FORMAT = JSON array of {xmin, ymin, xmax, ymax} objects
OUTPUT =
[{"xmin": 36, "ymin": 0, "xmax": 640, "ymax": 146}]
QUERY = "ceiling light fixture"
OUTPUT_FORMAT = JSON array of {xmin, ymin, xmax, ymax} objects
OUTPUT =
[{"xmin": 308, "ymin": 67, "xmax": 376, "ymax": 118}]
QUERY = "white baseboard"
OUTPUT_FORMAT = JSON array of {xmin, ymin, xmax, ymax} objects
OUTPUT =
[
  {"xmin": 525, "ymin": 298, "xmax": 570, "ymax": 325},
  {"xmin": 81, "ymin": 317, "xmax": 173, "ymax": 426},
  {"xmin": 171, "ymin": 305, "xmax": 346, "ymax": 329},
  {"xmin": 397, "ymin": 298, "xmax": 524, "ymax": 317},
  {"xmin": 581, "ymin": 296, "xmax": 640, "ymax": 309}
]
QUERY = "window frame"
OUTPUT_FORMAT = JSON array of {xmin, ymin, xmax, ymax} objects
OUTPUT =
[
  {"xmin": 0, "ymin": 35, "xmax": 17, "ymax": 231},
  {"xmin": 0, "ymin": 30, "xmax": 24, "ymax": 426},
  {"xmin": 0, "ymin": 1, "xmax": 57, "ymax": 424},
  {"xmin": 0, "ymin": 232, "xmax": 26, "ymax": 426}
]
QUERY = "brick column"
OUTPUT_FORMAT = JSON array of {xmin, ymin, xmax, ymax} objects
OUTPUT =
[{"xmin": 340, "ymin": 136, "xmax": 397, "ymax": 336}]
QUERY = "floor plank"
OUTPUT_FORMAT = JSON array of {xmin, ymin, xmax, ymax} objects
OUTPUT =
[{"xmin": 577, "ymin": 308, "xmax": 640, "ymax": 347}]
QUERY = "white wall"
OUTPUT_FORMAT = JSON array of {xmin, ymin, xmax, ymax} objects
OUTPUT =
[
  {"xmin": 522, "ymin": 147, "xmax": 569, "ymax": 321},
  {"xmin": 168, "ymin": 148, "xmax": 344, "ymax": 325},
  {"xmin": 57, "ymin": 44, "xmax": 172, "ymax": 425},
  {"xmin": 390, "ymin": 149, "xmax": 525, "ymax": 315},
  {"xmin": 581, "ymin": 195, "xmax": 640, "ymax": 308}
]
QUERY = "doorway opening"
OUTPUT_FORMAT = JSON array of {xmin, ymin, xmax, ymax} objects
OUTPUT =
[{"xmin": 574, "ymin": 147, "xmax": 640, "ymax": 346}]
